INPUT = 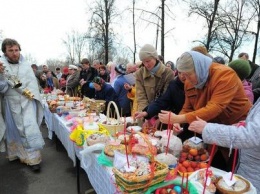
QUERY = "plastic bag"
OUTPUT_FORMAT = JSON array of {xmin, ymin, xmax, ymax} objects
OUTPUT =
[
  {"xmin": 79, "ymin": 143, "xmax": 105, "ymax": 169},
  {"xmin": 155, "ymin": 130, "xmax": 182, "ymax": 157},
  {"xmin": 113, "ymin": 151, "xmax": 149, "ymax": 170},
  {"xmin": 97, "ymin": 150, "xmax": 113, "ymax": 167}
]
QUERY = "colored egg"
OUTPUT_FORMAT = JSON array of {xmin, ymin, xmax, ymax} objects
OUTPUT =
[{"xmin": 173, "ymin": 185, "xmax": 182, "ymax": 193}]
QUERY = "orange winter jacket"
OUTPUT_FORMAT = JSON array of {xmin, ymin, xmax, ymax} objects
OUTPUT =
[{"xmin": 180, "ymin": 63, "xmax": 252, "ymax": 125}]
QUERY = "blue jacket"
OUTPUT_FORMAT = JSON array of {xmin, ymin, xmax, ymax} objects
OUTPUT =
[
  {"xmin": 113, "ymin": 75, "xmax": 131, "ymax": 116},
  {"xmin": 95, "ymin": 83, "xmax": 119, "ymax": 113}
]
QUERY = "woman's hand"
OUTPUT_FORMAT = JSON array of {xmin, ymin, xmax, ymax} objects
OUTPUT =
[
  {"xmin": 134, "ymin": 111, "xmax": 148, "ymax": 119},
  {"xmin": 189, "ymin": 117, "xmax": 207, "ymax": 134},
  {"xmin": 172, "ymin": 123, "xmax": 183, "ymax": 135},
  {"xmin": 124, "ymin": 83, "xmax": 132, "ymax": 91},
  {"xmin": 158, "ymin": 110, "xmax": 176, "ymax": 124}
]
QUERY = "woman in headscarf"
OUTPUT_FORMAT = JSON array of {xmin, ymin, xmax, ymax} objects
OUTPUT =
[
  {"xmin": 92, "ymin": 76, "xmax": 119, "ymax": 113},
  {"xmin": 158, "ymin": 51, "xmax": 252, "ymax": 171}
]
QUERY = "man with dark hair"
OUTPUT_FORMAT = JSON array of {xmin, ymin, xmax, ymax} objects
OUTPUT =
[
  {"xmin": 0, "ymin": 38, "xmax": 44, "ymax": 171},
  {"xmin": 79, "ymin": 58, "xmax": 98, "ymax": 98},
  {"xmin": 55, "ymin": 67, "xmax": 62, "ymax": 80}
]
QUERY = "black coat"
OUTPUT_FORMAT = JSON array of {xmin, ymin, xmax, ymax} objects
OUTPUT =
[
  {"xmin": 144, "ymin": 76, "xmax": 185, "ymax": 119},
  {"xmin": 95, "ymin": 83, "xmax": 120, "ymax": 114},
  {"xmin": 143, "ymin": 76, "xmax": 196, "ymax": 142},
  {"xmin": 80, "ymin": 67, "xmax": 98, "ymax": 98}
]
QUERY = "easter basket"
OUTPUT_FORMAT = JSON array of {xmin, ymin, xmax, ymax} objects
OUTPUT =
[
  {"xmin": 112, "ymin": 132, "xmax": 169, "ymax": 193},
  {"xmin": 84, "ymin": 97, "xmax": 106, "ymax": 113},
  {"xmin": 100, "ymin": 101, "xmax": 124, "ymax": 136}
]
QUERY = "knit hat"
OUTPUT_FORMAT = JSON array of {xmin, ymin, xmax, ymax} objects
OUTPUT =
[
  {"xmin": 115, "ymin": 64, "xmax": 126, "ymax": 75},
  {"xmin": 92, "ymin": 76, "xmax": 105, "ymax": 86},
  {"xmin": 176, "ymin": 52, "xmax": 195, "ymax": 72},
  {"xmin": 63, "ymin": 67, "xmax": 69, "ymax": 74},
  {"xmin": 69, "ymin": 64, "xmax": 78, "ymax": 70},
  {"xmin": 139, "ymin": 44, "xmax": 158, "ymax": 61},
  {"xmin": 228, "ymin": 59, "xmax": 251, "ymax": 80}
]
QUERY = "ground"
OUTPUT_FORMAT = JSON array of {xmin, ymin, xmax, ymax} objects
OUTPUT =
[{"xmin": 0, "ymin": 121, "xmax": 96, "ymax": 194}]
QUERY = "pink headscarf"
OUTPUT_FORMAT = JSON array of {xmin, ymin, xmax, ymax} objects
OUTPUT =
[{"xmin": 107, "ymin": 62, "xmax": 117, "ymax": 84}]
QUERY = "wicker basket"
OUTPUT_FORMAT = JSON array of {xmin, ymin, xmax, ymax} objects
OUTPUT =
[
  {"xmin": 112, "ymin": 132, "xmax": 169, "ymax": 193},
  {"xmin": 89, "ymin": 99, "xmax": 106, "ymax": 113},
  {"xmin": 113, "ymin": 161, "xmax": 168, "ymax": 193},
  {"xmin": 100, "ymin": 101, "xmax": 124, "ymax": 136}
]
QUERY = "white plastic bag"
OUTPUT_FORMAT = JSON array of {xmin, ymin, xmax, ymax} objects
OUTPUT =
[
  {"xmin": 79, "ymin": 143, "xmax": 105, "ymax": 169},
  {"xmin": 113, "ymin": 151, "xmax": 149, "ymax": 170},
  {"xmin": 155, "ymin": 130, "xmax": 182, "ymax": 156}
]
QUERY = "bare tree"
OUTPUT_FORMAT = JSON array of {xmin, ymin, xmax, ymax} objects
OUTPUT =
[
  {"xmin": 46, "ymin": 59, "xmax": 66, "ymax": 70},
  {"xmin": 62, "ymin": 30, "xmax": 88, "ymax": 64},
  {"xmin": 211, "ymin": 0, "xmax": 255, "ymax": 61},
  {"xmin": 249, "ymin": 0, "xmax": 260, "ymax": 63},
  {"xmin": 188, "ymin": 0, "xmax": 221, "ymax": 51},
  {"xmin": 87, "ymin": 0, "xmax": 119, "ymax": 64},
  {"xmin": 24, "ymin": 53, "xmax": 37, "ymax": 65},
  {"xmin": 132, "ymin": 0, "xmax": 137, "ymax": 62},
  {"xmin": 135, "ymin": 0, "xmax": 175, "ymax": 59}
]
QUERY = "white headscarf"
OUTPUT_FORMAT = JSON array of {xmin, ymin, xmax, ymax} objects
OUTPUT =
[{"xmin": 177, "ymin": 51, "xmax": 212, "ymax": 89}]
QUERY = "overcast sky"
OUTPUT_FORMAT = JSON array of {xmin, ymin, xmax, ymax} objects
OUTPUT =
[
  {"xmin": 0, "ymin": 0, "xmax": 256, "ymax": 65},
  {"xmin": 0, "ymin": 0, "xmax": 87, "ymax": 64}
]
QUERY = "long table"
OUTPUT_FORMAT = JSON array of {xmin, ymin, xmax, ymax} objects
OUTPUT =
[
  {"xmin": 44, "ymin": 104, "xmax": 117, "ymax": 194},
  {"xmin": 44, "ymin": 103, "xmax": 76, "ymax": 165},
  {"xmin": 44, "ymin": 104, "xmax": 258, "ymax": 194}
]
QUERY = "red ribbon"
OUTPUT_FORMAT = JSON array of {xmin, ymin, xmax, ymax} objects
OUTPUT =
[
  {"xmin": 123, "ymin": 117, "xmax": 129, "ymax": 168},
  {"xmin": 203, "ymin": 143, "xmax": 216, "ymax": 194}
]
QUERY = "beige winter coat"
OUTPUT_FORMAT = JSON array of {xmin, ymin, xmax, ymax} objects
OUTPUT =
[{"xmin": 135, "ymin": 62, "xmax": 174, "ymax": 111}]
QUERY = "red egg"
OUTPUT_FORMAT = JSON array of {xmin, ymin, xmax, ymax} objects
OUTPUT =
[{"xmin": 159, "ymin": 188, "xmax": 168, "ymax": 194}]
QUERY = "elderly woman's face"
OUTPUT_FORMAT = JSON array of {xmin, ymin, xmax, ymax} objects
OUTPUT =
[
  {"xmin": 142, "ymin": 57, "xmax": 157, "ymax": 71},
  {"xmin": 181, "ymin": 70, "xmax": 198, "ymax": 85}
]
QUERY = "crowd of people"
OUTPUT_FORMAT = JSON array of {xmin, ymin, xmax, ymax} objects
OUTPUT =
[{"xmin": 1, "ymin": 38, "xmax": 260, "ymax": 192}]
